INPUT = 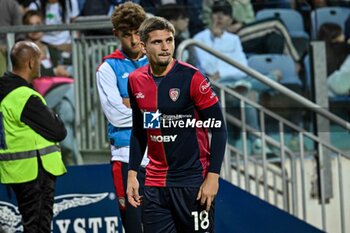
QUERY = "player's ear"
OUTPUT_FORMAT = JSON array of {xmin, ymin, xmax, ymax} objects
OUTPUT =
[{"xmin": 140, "ymin": 41, "xmax": 146, "ymax": 54}]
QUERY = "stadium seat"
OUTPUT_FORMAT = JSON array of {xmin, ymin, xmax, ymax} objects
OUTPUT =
[
  {"xmin": 249, "ymin": 54, "xmax": 305, "ymax": 129},
  {"xmin": 311, "ymin": 7, "xmax": 350, "ymax": 39},
  {"xmin": 248, "ymin": 54, "xmax": 302, "ymax": 87},
  {"xmin": 256, "ymin": 8, "xmax": 309, "ymax": 39}
]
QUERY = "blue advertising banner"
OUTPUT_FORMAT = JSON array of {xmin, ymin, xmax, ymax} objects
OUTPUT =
[
  {"xmin": 0, "ymin": 164, "xmax": 323, "ymax": 233},
  {"xmin": 0, "ymin": 164, "xmax": 123, "ymax": 233}
]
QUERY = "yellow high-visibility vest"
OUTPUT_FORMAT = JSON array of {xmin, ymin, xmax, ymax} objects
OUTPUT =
[{"xmin": 0, "ymin": 86, "xmax": 66, "ymax": 184}]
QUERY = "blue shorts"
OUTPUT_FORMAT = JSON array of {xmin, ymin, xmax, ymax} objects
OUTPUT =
[{"xmin": 143, "ymin": 186, "xmax": 215, "ymax": 233}]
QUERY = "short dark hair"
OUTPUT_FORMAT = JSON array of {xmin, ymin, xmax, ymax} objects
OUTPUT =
[
  {"xmin": 211, "ymin": 0, "xmax": 232, "ymax": 17},
  {"xmin": 155, "ymin": 4, "xmax": 188, "ymax": 21},
  {"xmin": 23, "ymin": 10, "xmax": 43, "ymax": 25},
  {"xmin": 139, "ymin": 16, "xmax": 175, "ymax": 43},
  {"xmin": 111, "ymin": 2, "xmax": 147, "ymax": 32},
  {"xmin": 317, "ymin": 23, "xmax": 342, "ymax": 43}
]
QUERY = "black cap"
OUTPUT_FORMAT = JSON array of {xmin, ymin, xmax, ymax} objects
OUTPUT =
[{"xmin": 211, "ymin": 0, "xmax": 232, "ymax": 16}]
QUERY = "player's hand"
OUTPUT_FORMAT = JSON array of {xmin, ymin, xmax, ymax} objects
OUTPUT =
[
  {"xmin": 122, "ymin": 98, "xmax": 131, "ymax": 108},
  {"xmin": 126, "ymin": 170, "xmax": 142, "ymax": 208},
  {"xmin": 196, "ymin": 172, "xmax": 219, "ymax": 211}
]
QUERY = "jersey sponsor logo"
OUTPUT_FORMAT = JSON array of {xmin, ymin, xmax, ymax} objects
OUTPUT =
[
  {"xmin": 162, "ymin": 118, "xmax": 222, "ymax": 128},
  {"xmin": 169, "ymin": 88, "xmax": 180, "ymax": 102},
  {"xmin": 199, "ymin": 79, "xmax": 211, "ymax": 94},
  {"xmin": 144, "ymin": 111, "xmax": 222, "ymax": 129},
  {"xmin": 150, "ymin": 134, "xmax": 177, "ymax": 142},
  {"xmin": 121, "ymin": 72, "xmax": 129, "ymax": 79},
  {"xmin": 143, "ymin": 110, "xmax": 161, "ymax": 128},
  {"xmin": 135, "ymin": 92, "xmax": 145, "ymax": 99}
]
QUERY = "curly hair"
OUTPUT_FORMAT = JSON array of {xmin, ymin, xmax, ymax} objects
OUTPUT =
[{"xmin": 111, "ymin": 2, "xmax": 147, "ymax": 32}]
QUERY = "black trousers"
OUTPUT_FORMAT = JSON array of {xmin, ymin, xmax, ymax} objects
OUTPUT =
[{"xmin": 10, "ymin": 158, "xmax": 56, "ymax": 233}]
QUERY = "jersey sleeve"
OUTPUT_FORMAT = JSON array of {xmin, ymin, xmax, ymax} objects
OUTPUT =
[
  {"xmin": 190, "ymin": 71, "xmax": 219, "ymax": 110},
  {"xmin": 127, "ymin": 78, "xmax": 147, "ymax": 172}
]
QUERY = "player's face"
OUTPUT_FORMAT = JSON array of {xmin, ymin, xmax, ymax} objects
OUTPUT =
[
  {"xmin": 142, "ymin": 30, "xmax": 174, "ymax": 67},
  {"xmin": 115, "ymin": 29, "xmax": 142, "ymax": 60}
]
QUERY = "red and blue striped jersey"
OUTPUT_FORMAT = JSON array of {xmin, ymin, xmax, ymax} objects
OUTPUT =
[{"xmin": 128, "ymin": 60, "xmax": 223, "ymax": 187}]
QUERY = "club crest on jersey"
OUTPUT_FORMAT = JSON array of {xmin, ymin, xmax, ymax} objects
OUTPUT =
[{"xmin": 169, "ymin": 88, "xmax": 180, "ymax": 102}]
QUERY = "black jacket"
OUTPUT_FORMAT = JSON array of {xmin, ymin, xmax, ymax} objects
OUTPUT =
[{"xmin": 0, "ymin": 72, "xmax": 67, "ymax": 141}]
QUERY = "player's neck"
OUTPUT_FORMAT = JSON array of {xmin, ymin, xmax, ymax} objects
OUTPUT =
[{"xmin": 150, "ymin": 59, "xmax": 175, "ymax": 77}]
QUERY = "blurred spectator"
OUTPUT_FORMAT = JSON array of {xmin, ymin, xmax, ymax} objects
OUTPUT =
[
  {"xmin": 202, "ymin": 0, "xmax": 255, "ymax": 26},
  {"xmin": 317, "ymin": 23, "xmax": 350, "ymax": 96},
  {"xmin": 28, "ymin": 0, "xmax": 80, "ymax": 54},
  {"xmin": 77, "ymin": 0, "xmax": 85, "ymax": 11},
  {"xmin": 80, "ymin": 0, "xmax": 117, "ymax": 36},
  {"xmin": 155, "ymin": 4, "xmax": 190, "ymax": 55},
  {"xmin": 23, "ymin": 10, "xmax": 73, "ymax": 77},
  {"xmin": 81, "ymin": 0, "xmax": 115, "ymax": 17},
  {"xmin": 193, "ymin": 0, "xmax": 281, "ymax": 153},
  {"xmin": 140, "ymin": 0, "xmax": 204, "ymax": 36},
  {"xmin": 17, "ymin": 0, "xmax": 40, "ymax": 14},
  {"xmin": 201, "ymin": 0, "xmax": 302, "ymax": 61},
  {"xmin": 194, "ymin": 1, "xmax": 248, "ymax": 81},
  {"xmin": 0, "ymin": 0, "xmax": 23, "ymax": 76}
]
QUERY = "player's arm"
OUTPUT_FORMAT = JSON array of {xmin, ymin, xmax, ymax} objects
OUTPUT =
[
  {"xmin": 190, "ymin": 71, "xmax": 227, "ymax": 211},
  {"xmin": 126, "ymin": 81, "xmax": 147, "ymax": 207},
  {"xmin": 96, "ymin": 63, "xmax": 132, "ymax": 127},
  {"xmin": 196, "ymin": 102, "xmax": 227, "ymax": 211}
]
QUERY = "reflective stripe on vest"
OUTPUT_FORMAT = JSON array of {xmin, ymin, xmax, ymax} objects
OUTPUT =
[{"xmin": 0, "ymin": 145, "xmax": 60, "ymax": 161}]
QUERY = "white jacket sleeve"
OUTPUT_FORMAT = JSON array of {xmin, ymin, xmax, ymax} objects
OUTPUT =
[
  {"xmin": 327, "ymin": 55, "xmax": 350, "ymax": 96},
  {"xmin": 96, "ymin": 62, "xmax": 132, "ymax": 127}
]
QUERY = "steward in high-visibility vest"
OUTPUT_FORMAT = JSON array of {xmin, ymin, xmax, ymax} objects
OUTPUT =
[
  {"xmin": 0, "ymin": 86, "xmax": 67, "ymax": 184},
  {"xmin": 1, "ymin": 41, "xmax": 67, "ymax": 233}
]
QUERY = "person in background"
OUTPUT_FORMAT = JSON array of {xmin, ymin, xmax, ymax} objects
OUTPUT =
[
  {"xmin": 23, "ymin": 10, "xmax": 72, "ymax": 77},
  {"xmin": 155, "ymin": 4, "xmax": 190, "ymax": 54},
  {"xmin": 126, "ymin": 16, "xmax": 227, "ymax": 233},
  {"xmin": 96, "ymin": 2, "xmax": 148, "ymax": 232},
  {"xmin": 317, "ymin": 23, "xmax": 350, "ymax": 96},
  {"xmin": 17, "ymin": 0, "xmax": 40, "ymax": 14},
  {"xmin": 40, "ymin": 0, "xmax": 80, "ymax": 49},
  {"xmin": 201, "ymin": 0, "xmax": 255, "ymax": 27},
  {"xmin": 26, "ymin": 0, "xmax": 80, "ymax": 63},
  {"xmin": 0, "ymin": 0, "xmax": 23, "ymax": 76},
  {"xmin": 193, "ymin": 0, "xmax": 281, "ymax": 153},
  {"xmin": 0, "ymin": 41, "xmax": 67, "ymax": 233},
  {"xmin": 140, "ymin": 0, "xmax": 204, "ymax": 36}
]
